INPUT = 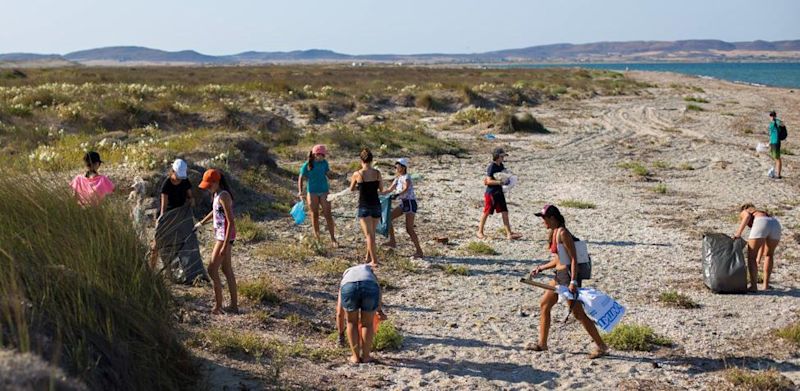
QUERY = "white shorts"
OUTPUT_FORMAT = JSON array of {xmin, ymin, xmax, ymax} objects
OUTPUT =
[{"xmin": 749, "ymin": 217, "xmax": 781, "ymax": 241}]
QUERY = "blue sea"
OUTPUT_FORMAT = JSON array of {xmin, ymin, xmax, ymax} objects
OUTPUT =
[{"xmin": 513, "ymin": 62, "xmax": 800, "ymax": 89}]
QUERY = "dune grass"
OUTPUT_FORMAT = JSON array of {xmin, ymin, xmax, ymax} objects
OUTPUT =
[
  {"xmin": 658, "ymin": 291, "xmax": 699, "ymax": 309},
  {"xmin": 683, "ymin": 96, "xmax": 709, "ymax": 103},
  {"xmin": 235, "ymin": 214, "xmax": 265, "ymax": 243},
  {"xmin": 618, "ymin": 161, "xmax": 650, "ymax": 177},
  {"xmin": 686, "ymin": 104, "xmax": 705, "ymax": 112},
  {"xmin": 724, "ymin": 368, "xmax": 795, "ymax": 391},
  {"xmin": 774, "ymin": 322, "xmax": 800, "ymax": 346},
  {"xmin": 466, "ymin": 241, "xmax": 499, "ymax": 255},
  {"xmin": 434, "ymin": 264, "xmax": 471, "ymax": 276},
  {"xmin": 0, "ymin": 176, "xmax": 196, "ymax": 390},
  {"xmin": 652, "ymin": 183, "xmax": 668, "ymax": 194},
  {"xmin": 238, "ymin": 275, "xmax": 282, "ymax": 304},
  {"xmin": 558, "ymin": 199, "xmax": 597, "ymax": 209},
  {"xmin": 603, "ymin": 324, "xmax": 672, "ymax": 351}
]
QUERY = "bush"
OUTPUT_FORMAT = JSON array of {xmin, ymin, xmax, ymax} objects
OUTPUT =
[
  {"xmin": 497, "ymin": 112, "xmax": 548, "ymax": 133},
  {"xmin": 235, "ymin": 214, "xmax": 265, "ymax": 243},
  {"xmin": 558, "ymin": 199, "xmax": 596, "ymax": 209},
  {"xmin": 0, "ymin": 176, "xmax": 196, "ymax": 390},
  {"xmin": 453, "ymin": 107, "xmax": 496, "ymax": 125},
  {"xmin": 466, "ymin": 241, "xmax": 498, "ymax": 255},
  {"xmin": 238, "ymin": 276, "xmax": 282, "ymax": 304},
  {"xmin": 195, "ymin": 328, "xmax": 273, "ymax": 359},
  {"xmin": 618, "ymin": 161, "xmax": 650, "ymax": 177},
  {"xmin": 603, "ymin": 324, "xmax": 672, "ymax": 351},
  {"xmin": 415, "ymin": 93, "xmax": 447, "ymax": 111},
  {"xmin": 775, "ymin": 322, "xmax": 800, "ymax": 346},
  {"xmin": 373, "ymin": 321, "xmax": 403, "ymax": 351},
  {"xmin": 434, "ymin": 264, "xmax": 470, "ymax": 276},
  {"xmin": 658, "ymin": 291, "xmax": 699, "ymax": 308},
  {"xmin": 683, "ymin": 96, "xmax": 709, "ymax": 103},
  {"xmin": 724, "ymin": 368, "xmax": 795, "ymax": 391}
]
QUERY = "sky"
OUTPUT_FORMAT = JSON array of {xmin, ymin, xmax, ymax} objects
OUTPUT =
[{"xmin": 2, "ymin": 0, "xmax": 799, "ymax": 55}]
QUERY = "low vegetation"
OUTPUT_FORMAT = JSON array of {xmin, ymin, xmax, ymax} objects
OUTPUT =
[
  {"xmin": 723, "ymin": 368, "xmax": 795, "ymax": 391},
  {"xmin": 373, "ymin": 321, "xmax": 403, "ymax": 351},
  {"xmin": 683, "ymin": 96, "xmax": 709, "ymax": 103},
  {"xmin": 686, "ymin": 104, "xmax": 705, "ymax": 112},
  {"xmin": 496, "ymin": 111, "xmax": 549, "ymax": 133},
  {"xmin": 774, "ymin": 322, "xmax": 800, "ymax": 346},
  {"xmin": 238, "ymin": 275, "xmax": 282, "ymax": 304},
  {"xmin": 652, "ymin": 183, "xmax": 668, "ymax": 194},
  {"xmin": 558, "ymin": 199, "xmax": 597, "ymax": 209},
  {"xmin": 466, "ymin": 241, "xmax": 499, "ymax": 255},
  {"xmin": 235, "ymin": 214, "xmax": 265, "ymax": 242},
  {"xmin": 434, "ymin": 264, "xmax": 471, "ymax": 276},
  {"xmin": 0, "ymin": 176, "xmax": 196, "ymax": 390},
  {"xmin": 604, "ymin": 324, "xmax": 672, "ymax": 351},
  {"xmin": 618, "ymin": 161, "xmax": 650, "ymax": 177},
  {"xmin": 658, "ymin": 290, "xmax": 699, "ymax": 309}
]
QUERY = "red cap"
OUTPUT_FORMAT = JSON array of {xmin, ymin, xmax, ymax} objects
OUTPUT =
[{"xmin": 199, "ymin": 169, "xmax": 221, "ymax": 189}]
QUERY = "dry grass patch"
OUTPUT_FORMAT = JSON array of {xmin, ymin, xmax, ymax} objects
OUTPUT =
[
  {"xmin": 658, "ymin": 290, "xmax": 699, "ymax": 309},
  {"xmin": 466, "ymin": 241, "xmax": 498, "ymax": 255},
  {"xmin": 723, "ymin": 368, "xmax": 795, "ymax": 391},
  {"xmin": 558, "ymin": 199, "xmax": 596, "ymax": 209},
  {"xmin": 255, "ymin": 242, "xmax": 313, "ymax": 263},
  {"xmin": 238, "ymin": 275, "xmax": 282, "ymax": 304},
  {"xmin": 618, "ymin": 161, "xmax": 650, "ymax": 177},
  {"xmin": 604, "ymin": 324, "xmax": 672, "ymax": 351},
  {"xmin": 235, "ymin": 214, "xmax": 265, "ymax": 243},
  {"xmin": 433, "ymin": 264, "xmax": 471, "ymax": 276},
  {"xmin": 652, "ymin": 183, "xmax": 668, "ymax": 194},
  {"xmin": 373, "ymin": 321, "xmax": 403, "ymax": 351},
  {"xmin": 774, "ymin": 322, "xmax": 800, "ymax": 346},
  {"xmin": 310, "ymin": 258, "xmax": 351, "ymax": 277}
]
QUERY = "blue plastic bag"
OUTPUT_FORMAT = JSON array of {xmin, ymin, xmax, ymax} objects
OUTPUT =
[
  {"xmin": 376, "ymin": 196, "xmax": 393, "ymax": 237},
  {"xmin": 290, "ymin": 201, "xmax": 306, "ymax": 225}
]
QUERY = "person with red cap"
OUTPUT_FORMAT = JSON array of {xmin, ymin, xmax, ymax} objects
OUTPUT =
[
  {"xmin": 297, "ymin": 144, "xmax": 338, "ymax": 247},
  {"xmin": 527, "ymin": 204, "xmax": 608, "ymax": 359},
  {"xmin": 195, "ymin": 169, "xmax": 238, "ymax": 315}
]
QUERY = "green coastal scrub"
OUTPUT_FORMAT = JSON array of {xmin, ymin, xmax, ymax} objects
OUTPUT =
[{"xmin": 300, "ymin": 160, "xmax": 330, "ymax": 194}]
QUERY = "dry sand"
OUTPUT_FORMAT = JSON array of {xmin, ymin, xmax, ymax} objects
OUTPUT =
[{"xmin": 186, "ymin": 71, "xmax": 800, "ymax": 390}]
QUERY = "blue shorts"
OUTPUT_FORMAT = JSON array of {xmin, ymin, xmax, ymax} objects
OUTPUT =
[
  {"xmin": 401, "ymin": 199, "xmax": 418, "ymax": 214},
  {"xmin": 357, "ymin": 206, "xmax": 381, "ymax": 218},
  {"xmin": 340, "ymin": 281, "xmax": 380, "ymax": 312}
]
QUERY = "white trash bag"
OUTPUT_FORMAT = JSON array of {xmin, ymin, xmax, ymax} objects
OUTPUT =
[
  {"xmin": 756, "ymin": 143, "xmax": 769, "ymax": 153},
  {"xmin": 555, "ymin": 286, "xmax": 626, "ymax": 332},
  {"xmin": 768, "ymin": 167, "xmax": 776, "ymax": 178}
]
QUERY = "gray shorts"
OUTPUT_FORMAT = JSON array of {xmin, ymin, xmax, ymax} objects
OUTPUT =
[{"xmin": 749, "ymin": 217, "xmax": 782, "ymax": 241}]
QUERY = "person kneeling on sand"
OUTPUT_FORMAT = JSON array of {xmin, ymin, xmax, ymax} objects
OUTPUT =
[
  {"xmin": 733, "ymin": 203, "xmax": 781, "ymax": 291},
  {"xmin": 381, "ymin": 158, "xmax": 424, "ymax": 258},
  {"xmin": 338, "ymin": 263, "xmax": 383, "ymax": 364},
  {"xmin": 477, "ymin": 148, "xmax": 522, "ymax": 240},
  {"xmin": 526, "ymin": 204, "xmax": 608, "ymax": 359}
]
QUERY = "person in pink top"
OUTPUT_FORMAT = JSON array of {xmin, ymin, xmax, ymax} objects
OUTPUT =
[
  {"xmin": 195, "ymin": 169, "xmax": 238, "ymax": 315},
  {"xmin": 70, "ymin": 151, "xmax": 115, "ymax": 206}
]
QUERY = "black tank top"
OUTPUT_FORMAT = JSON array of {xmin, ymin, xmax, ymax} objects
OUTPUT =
[{"xmin": 358, "ymin": 181, "xmax": 380, "ymax": 208}]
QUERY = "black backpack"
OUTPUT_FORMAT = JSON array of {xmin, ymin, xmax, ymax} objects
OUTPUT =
[{"xmin": 776, "ymin": 120, "xmax": 788, "ymax": 141}]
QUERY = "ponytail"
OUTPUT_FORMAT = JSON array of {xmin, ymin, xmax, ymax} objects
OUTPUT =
[
  {"xmin": 307, "ymin": 150, "xmax": 315, "ymax": 171},
  {"xmin": 219, "ymin": 173, "xmax": 234, "ymax": 201}
]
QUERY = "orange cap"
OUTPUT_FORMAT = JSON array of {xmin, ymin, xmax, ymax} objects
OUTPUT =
[{"xmin": 199, "ymin": 169, "xmax": 221, "ymax": 189}]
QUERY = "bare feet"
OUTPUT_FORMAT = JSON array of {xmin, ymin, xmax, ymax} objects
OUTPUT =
[
  {"xmin": 476, "ymin": 232, "xmax": 486, "ymax": 239},
  {"xmin": 377, "ymin": 308, "xmax": 388, "ymax": 321},
  {"xmin": 748, "ymin": 286, "xmax": 758, "ymax": 292},
  {"xmin": 761, "ymin": 284, "xmax": 770, "ymax": 290},
  {"xmin": 382, "ymin": 241, "xmax": 397, "ymax": 248},
  {"xmin": 224, "ymin": 306, "xmax": 240, "ymax": 315},
  {"xmin": 588, "ymin": 345, "xmax": 609, "ymax": 359},
  {"xmin": 349, "ymin": 355, "xmax": 360, "ymax": 365},
  {"xmin": 412, "ymin": 251, "xmax": 424, "ymax": 259},
  {"xmin": 211, "ymin": 307, "xmax": 225, "ymax": 315},
  {"xmin": 507, "ymin": 232, "xmax": 523, "ymax": 240},
  {"xmin": 524, "ymin": 342, "xmax": 547, "ymax": 351},
  {"xmin": 331, "ymin": 240, "xmax": 339, "ymax": 249}
]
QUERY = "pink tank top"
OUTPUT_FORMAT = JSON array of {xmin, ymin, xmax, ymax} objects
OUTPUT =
[{"xmin": 213, "ymin": 191, "xmax": 235, "ymax": 241}]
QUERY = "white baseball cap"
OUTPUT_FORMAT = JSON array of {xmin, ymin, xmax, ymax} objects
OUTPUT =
[
  {"xmin": 395, "ymin": 158, "xmax": 410, "ymax": 168},
  {"xmin": 172, "ymin": 159, "xmax": 188, "ymax": 179}
]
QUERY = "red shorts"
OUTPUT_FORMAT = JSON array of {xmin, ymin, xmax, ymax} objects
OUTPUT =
[{"xmin": 483, "ymin": 192, "xmax": 508, "ymax": 215}]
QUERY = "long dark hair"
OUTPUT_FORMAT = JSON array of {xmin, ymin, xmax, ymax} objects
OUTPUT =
[
  {"xmin": 307, "ymin": 150, "xmax": 315, "ymax": 171},
  {"xmin": 218, "ymin": 172, "xmax": 234, "ymax": 201},
  {"xmin": 83, "ymin": 151, "xmax": 100, "ymax": 178}
]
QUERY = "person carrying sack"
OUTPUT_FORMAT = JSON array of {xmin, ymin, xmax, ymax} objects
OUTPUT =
[
  {"xmin": 526, "ymin": 204, "xmax": 608, "ymax": 359},
  {"xmin": 768, "ymin": 111, "xmax": 786, "ymax": 179}
]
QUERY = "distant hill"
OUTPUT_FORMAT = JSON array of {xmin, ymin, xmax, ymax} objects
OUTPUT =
[{"xmin": 2, "ymin": 39, "xmax": 800, "ymax": 66}]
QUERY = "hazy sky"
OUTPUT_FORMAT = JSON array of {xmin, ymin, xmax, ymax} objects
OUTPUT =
[{"xmin": 2, "ymin": 0, "xmax": 798, "ymax": 55}]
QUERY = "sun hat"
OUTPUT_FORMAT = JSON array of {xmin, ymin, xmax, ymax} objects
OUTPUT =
[
  {"xmin": 492, "ymin": 148, "xmax": 508, "ymax": 160},
  {"xmin": 395, "ymin": 158, "xmax": 410, "ymax": 168},
  {"xmin": 534, "ymin": 204, "xmax": 561, "ymax": 218},
  {"xmin": 172, "ymin": 159, "xmax": 188, "ymax": 179},
  {"xmin": 83, "ymin": 151, "xmax": 103, "ymax": 165},
  {"xmin": 312, "ymin": 144, "xmax": 328, "ymax": 155},
  {"xmin": 199, "ymin": 169, "xmax": 221, "ymax": 190}
]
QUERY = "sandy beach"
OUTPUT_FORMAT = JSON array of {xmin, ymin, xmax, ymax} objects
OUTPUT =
[{"xmin": 165, "ymin": 70, "xmax": 799, "ymax": 390}]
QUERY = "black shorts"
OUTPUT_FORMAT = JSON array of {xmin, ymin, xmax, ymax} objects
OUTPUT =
[
  {"xmin": 357, "ymin": 206, "xmax": 381, "ymax": 218},
  {"xmin": 401, "ymin": 199, "xmax": 418, "ymax": 214},
  {"xmin": 554, "ymin": 269, "xmax": 582, "ymax": 288}
]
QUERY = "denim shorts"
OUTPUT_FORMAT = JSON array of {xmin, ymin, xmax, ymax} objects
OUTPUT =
[
  {"xmin": 357, "ymin": 206, "xmax": 381, "ymax": 218},
  {"xmin": 401, "ymin": 199, "xmax": 418, "ymax": 214},
  {"xmin": 340, "ymin": 281, "xmax": 380, "ymax": 312}
]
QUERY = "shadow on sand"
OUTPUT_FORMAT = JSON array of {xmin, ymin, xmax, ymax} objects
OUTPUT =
[{"xmin": 387, "ymin": 356, "xmax": 558, "ymax": 385}]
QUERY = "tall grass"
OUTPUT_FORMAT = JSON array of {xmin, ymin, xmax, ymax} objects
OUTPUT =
[{"xmin": 0, "ymin": 176, "xmax": 196, "ymax": 390}]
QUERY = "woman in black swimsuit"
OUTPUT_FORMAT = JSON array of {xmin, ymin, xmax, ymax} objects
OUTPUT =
[{"xmin": 349, "ymin": 148, "xmax": 383, "ymax": 265}]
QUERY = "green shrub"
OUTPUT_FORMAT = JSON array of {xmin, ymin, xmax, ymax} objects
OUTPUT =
[
  {"xmin": 558, "ymin": 199, "xmax": 596, "ymax": 209},
  {"xmin": 453, "ymin": 107, "xmax": 496, "ymax": 125},
  {"xmin": 373, "ymin": 321, "xmax": 403, "ymax": 351},
  {"xmin": 497, "ymin": 112, "xmax": 548, "ymax": 133},
  {"xmin": 0, "ymin": 176, "xmax": 196, "ymax": 390},
  {"xmin": 658, "ymin": 291, "xmax": 699, "ymax": 308},
  {"xmin": 683, "ymin": 96, "xmax": 709, "ymax": 103},
  {"xmin": 434, "ymin": 264, "xmax": 470, "ymax": 276},
  {"xmin": 195, "ymin": 328, "xmax": 273, "ymax": 359},
  {"xmin": 775, "ymin": 322, "xmax": 800, "ymax": 346},
  {"xmin": 652, "ymin": 160, "xmax": 671, "ymax": 169},
  {"xmin": 724, "ymin": 368, "xmax": 795, "ymax": 391},
  {"xmin": 415, "ymin": 93, "xmax": 447, "ymax": 111},
  {"xmin": 235, "ymin": 214, "xmax": 265, "ymax": 243},
  {"xmin": 678, "ymin": 162, "xmax": 695, "ymax": 171},
  {"xmin": 603, "ymin": 324, "xmax": 672, "ymax": 351},
  {"xmin": 466, "ymin": 241, "xmax": 498, "ymax": 255},
  {"xmin": 238, "ymin": 276, "xmax": 282, "ymax": 304},
  {"xmin": 618, "ymin": 161, "xmax": 650, "ymax": 176},
  {"xmin": 652, "ymin": 183, "xmax": 668, "ymax": 194},
  {"xmin": 686, "ymin": 104, "xmax": 705, "ymax": 112}
]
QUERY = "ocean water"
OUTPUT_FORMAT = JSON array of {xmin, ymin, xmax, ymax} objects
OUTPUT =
[{"xmin": 515, "ymin": 62, "xmax": 800, "ymax": 89}]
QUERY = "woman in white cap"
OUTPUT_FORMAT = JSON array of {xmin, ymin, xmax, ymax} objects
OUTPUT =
[
  {"xmin": 381, "ymin": 158, "xmax": 424, "ymax": 258},
  {"xmin": 149, "ymin": 159, "xmax": 195, "ymax": 268}
]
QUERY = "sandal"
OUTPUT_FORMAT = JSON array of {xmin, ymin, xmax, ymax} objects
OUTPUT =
[
  {"xmin": 508, "ymin": 233, "xmax": 523, "ymax": 240},
  {"xmin": 588, "ymin": 346, "xmax": 608, "ymax": 359},
  {"xmin": 524, "ymin": 342, "xmax": 547, "ymax": 351}
]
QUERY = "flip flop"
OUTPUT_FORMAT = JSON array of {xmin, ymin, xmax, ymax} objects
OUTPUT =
[
  {"xmin": 508, "ymin": 233, "xmax": 523, "ymax": 240},
  {"xmin": 524, "ymin": 342, "xmax": 547, "ymax": 351}
]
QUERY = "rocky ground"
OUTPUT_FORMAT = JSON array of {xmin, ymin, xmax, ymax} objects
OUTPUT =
[{"xmin": 168, "ymin": 71, "xmax": 800, "ymax": 390}]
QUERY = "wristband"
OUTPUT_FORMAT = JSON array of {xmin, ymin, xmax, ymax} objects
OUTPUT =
[{"xmin": 570, "ymin": 280, "xmax": 577, "ymax": 285}]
